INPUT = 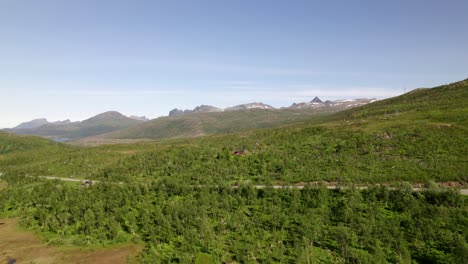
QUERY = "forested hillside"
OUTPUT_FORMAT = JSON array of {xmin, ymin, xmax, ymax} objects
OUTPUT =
[{"xmin": 1, "ymin": 79, "xmax": 467, "ymax": 263}]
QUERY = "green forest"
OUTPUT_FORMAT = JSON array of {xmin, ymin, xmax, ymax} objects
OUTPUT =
[
  {"xmin": 1, "ymin": 174, "xmax": 467, "ymax": 263},
  {"xmin": 0, "ymin": 79, "xmax": 467, "ymax": 263}
]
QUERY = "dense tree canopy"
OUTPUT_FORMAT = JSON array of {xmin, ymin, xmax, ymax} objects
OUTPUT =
[{"xmin": 1, "ymin": 175, "xmax": 467, "ymax": 263}]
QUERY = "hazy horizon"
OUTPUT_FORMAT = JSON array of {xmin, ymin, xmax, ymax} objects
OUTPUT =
[{"xmin": 1, "ymin": 0, "xmax": 467, "ymax": 128}]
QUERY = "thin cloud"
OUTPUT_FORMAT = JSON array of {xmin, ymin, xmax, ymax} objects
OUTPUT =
[{"xmin": 41, "ymin": 89, "xmax": 186, "ymax": 96}]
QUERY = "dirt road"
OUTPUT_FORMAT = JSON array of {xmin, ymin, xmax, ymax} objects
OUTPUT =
[{"xmin": 36, "ymin": 176, "xmax": 468, "ymax": 195}]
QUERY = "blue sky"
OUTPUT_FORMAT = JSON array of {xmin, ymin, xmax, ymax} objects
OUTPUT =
[{"xmin": 1, "ymin": 0, "xmax": 467, "ymax": 128}]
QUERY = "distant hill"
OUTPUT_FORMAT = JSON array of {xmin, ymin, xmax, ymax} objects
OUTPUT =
[
  {"xmin": 13, "ymin": 118, "xmax": 50, "ymax": 129},
  {"xmin": 8, "ymin": 96, "xmax": 377, "ymax": 144},
  {"xmin": 13, "ymin": 118, "xmax": 75, "ymax": 130},
  {"xmin": 77, "ymin": 108, "xmax": 336, "ymax": 144},
  {"xmin": 75, "ymin": 98, "xmax": 376, "ymax": 145},
  {"xmin": 8, "ymin": 111, "xmax": 146, "ymax": 141}
]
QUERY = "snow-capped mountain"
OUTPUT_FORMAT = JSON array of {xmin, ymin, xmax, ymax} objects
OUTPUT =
[
  {"xmin": 288, "ymin": 97, "xmax": 377, "ymax": 110},
  {"xmin": 168, "ymin": 97, "xmax": 376, "ymax": 116},
  {"xmin": 225, "ymin": 102, "xmax": 275, "ymax": 111}
]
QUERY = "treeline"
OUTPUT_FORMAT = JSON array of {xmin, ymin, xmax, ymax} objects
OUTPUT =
[{"xmin": 1, "ymin": 175, "xmax": 467, "ymax": 263}]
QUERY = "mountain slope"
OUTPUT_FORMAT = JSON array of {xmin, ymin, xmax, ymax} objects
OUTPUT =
[
  {"xmin": 13, "ymin": 118, "xmax": 50, "ymax": 129},
  {"xmin": 83, "ymin": 97, "xmax": 376, "ymax": 144},
  {"xmin": 82, "ymin": 108, "xmax": 336, "ymax": 143},
  {"xmin": 9, "ymin": 111, "xmax": 146, "ymax": 141}
]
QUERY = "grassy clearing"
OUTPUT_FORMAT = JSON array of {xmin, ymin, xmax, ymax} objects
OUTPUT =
[{"xmin": 0, "ymin": 218, "xmax": 142, "ymax": 264}]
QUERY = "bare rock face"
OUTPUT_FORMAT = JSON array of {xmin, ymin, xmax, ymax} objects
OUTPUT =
[
  {"xmin": 169, "ymin": 108, "xmax": 186, "ymax": 116},
  {"xmin": 169, "ymin": 105, "xmax": 223, "ymax": 116}
]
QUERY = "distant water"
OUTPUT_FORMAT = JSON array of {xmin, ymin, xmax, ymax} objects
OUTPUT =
[{"xmin": 52, "ymin": 138, "xmax": 69, "ymax": 143}]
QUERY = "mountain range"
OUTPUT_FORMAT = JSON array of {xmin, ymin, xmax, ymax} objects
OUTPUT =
[
  {"xmin": 6, "ymin": 96, "xmax": 376, "ymax": 143},
  {"xmin": 167, "ymin": 97, "xmax": 376, "ymax": 116}
]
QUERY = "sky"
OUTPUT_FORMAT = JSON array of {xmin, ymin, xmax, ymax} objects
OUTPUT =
[{"xmin": 1, "ymin": 0, "xmax": 467, "ymax": 128}]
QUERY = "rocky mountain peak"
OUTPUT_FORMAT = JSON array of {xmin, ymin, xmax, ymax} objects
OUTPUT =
[
  {"xmin": 169, "ymin": 108, "xmax": 186, "ymax": 117},
  {"xmin": 169, "ymin": 105, "xmax": 223, "ymax": 116},
  {"xmin": 311, "ymin": 97, "xmax": 323, "ymax": 103}
]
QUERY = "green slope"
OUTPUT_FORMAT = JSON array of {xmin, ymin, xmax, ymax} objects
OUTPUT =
[
  {"xmin": 1, "ymin": 79, "xmax": 466, "ymax": 184},
  {"xmin": 331, "ymin": 79, "xmax": 468, "ymax": 125},
  {"xmin": 0, "ymin": 131, "xmax": 128, "ymax": 178},
  {"xmin": 89, "ymin": 108, "xmax": 335, "ymax": 141},
  {"xmin": 1, "ymin": 80, "xmax": 467, "ymax": 264},
  {"xmin": 0, "ymin": 131, "xmax": 66, "ymax": 155}
]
